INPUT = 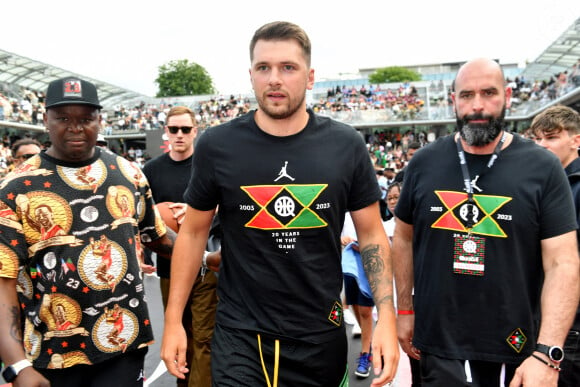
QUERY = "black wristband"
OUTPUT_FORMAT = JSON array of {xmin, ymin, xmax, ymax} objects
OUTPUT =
[{"xmin": 531, "ymin": 353, "xmax": 561, "ymax": 371}]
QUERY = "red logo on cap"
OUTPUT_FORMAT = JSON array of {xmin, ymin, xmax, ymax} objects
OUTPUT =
[{"xmin": 63, "ymin": 80, "xmax": 82, "ymax": 97}]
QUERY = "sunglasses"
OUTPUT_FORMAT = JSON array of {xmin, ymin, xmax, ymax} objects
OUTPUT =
[
  {"xmin": 16, "ymin": 153, "xmax": 37, "ymax": 161},
  {"xmin": 167, "ymin": 126, "xmax": 194, "ymax": 134}
]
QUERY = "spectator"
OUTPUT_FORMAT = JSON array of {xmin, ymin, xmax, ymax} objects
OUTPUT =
[
  {"xmin": 531, "ymin": 105, "xmax": 580, "ymax": 387},
  {"xmin": 10, "ymin": 138, "xmax": 42, "ymax": 169}
]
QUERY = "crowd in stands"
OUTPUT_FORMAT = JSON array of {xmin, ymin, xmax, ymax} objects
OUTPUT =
[
  {"xmin": 108, "ymin": 94, "xmax": 253, "ymax": 133},
  {"xmin": 365, "ymin": 128, "xmax": 434, "ymax": 172},
  {"xmin": 1, "ymin": 58, "xmax": 579, "ymax": 143},
  {"xmin": 508, "ymin": 60, "xmax": 580, "ymax": 107},
  {"xmin": 312, "ymin": 82, "xmax": 428, "ymax": 121},
  {"xmin": 0, "ymin": 84, "xmax": 253, "ymax": 133},
  {"xmin": 0, "ymin": 88, "xmax": 46, "ymax": 125}
]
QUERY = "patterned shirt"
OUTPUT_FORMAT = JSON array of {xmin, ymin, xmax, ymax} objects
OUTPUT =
[{"xmin": 0, "ymin": 148, "xmax": 166, "ymax": 369}]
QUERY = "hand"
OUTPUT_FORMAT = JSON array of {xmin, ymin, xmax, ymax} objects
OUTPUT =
[
  {"xmin": 137, "ymin": 242, "xmax": 156, "ymax": 274},
  {"xmin": 140, "ymin": 262, "xmax": 157, "ymax": 275},
  {"xmin": 161, "ymin": 322, "xmax": 189, "ymax": 379},
  {"xmin": 508, "ymin": 355, "xmax": 559, "ymax": 387},
  {"xmin": 340, "ymin": 236, "xmax": 356, "ymax": 248},
  {"xmin": 369, "ymin": 317, "xmax": 399, "ymax": 387},
  {"xmin": 397, "ymin": 314, "xmax": 420, "ymax": 360},
  {"xmin": 205, "ymin": 250, "xmax": 221, "ymax": 272},
  {"xmin": 168, "ymin": 202, "xmax": 187, "ymax": 225},
  {"xmin": 13, "ymin": 367, "xmax": 50, "ymax": 387}
]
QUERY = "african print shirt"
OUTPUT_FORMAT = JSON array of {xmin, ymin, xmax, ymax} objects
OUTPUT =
[{"xmin": 0, "ymin": 148, "xmax": 166, "ymax": 369}]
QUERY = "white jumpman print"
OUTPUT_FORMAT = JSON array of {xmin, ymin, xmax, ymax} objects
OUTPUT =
[
  {"xmin": 471, "ymin": 175, "xmax": 483, "ymax": 192},
  {"xmin": 274, "ymin": 161, "xmax": 295, "ymax": 181}
]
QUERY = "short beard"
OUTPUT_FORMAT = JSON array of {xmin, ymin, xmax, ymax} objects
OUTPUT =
[
  {"xmin": 256, "ymin": 91, "xmax": 306, "ymax": 120},
  {"xmin": 457, "ymin": 107, "xmax": 506, "ymax": 146}
]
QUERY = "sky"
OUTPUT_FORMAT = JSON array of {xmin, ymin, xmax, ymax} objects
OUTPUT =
[{"xmin": 3, "ymin": 1, "xmax": 579, "ymax": 97}]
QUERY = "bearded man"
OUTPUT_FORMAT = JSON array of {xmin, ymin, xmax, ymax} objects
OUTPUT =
[{"xmin": 392, "ymin": 58, "xmax": 579, "ymax": 387}]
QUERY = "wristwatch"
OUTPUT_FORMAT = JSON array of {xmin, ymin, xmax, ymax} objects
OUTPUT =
[
  {"xmin": 2, "ymin": 359, "xmax": 33, "ymax": 382},
  {"xmin": 535, "ymin": 343, "xmax": 565, "ymax": 363}
]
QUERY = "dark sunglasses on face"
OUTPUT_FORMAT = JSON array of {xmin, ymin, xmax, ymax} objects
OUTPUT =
[
  {"xmin": 167, "ymin": 126, "xmax": 194, "ymax": 134},
  {"xmin": 16, "ymin": 153, "xmax": 37, "ymax": 161}
]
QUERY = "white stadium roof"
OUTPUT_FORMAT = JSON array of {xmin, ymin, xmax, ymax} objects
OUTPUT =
[
  {"xmin": 0, "ymin": 48, "xmax": 148, "ymax": 108},
  {"xmin": 520, "ymin": 17, "xmax": 580, "ymax": 82}
]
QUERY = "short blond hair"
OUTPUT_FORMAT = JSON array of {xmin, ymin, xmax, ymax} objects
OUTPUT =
[{"xmin": 166, "ymin": 106, "xmax": 196, "ymax": 125}]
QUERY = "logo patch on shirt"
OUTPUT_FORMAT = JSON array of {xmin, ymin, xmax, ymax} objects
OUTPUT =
[
  {"xmin": 432, "ymin": 190, "xmax": 512, "ymax": 237},
  {"xmin": 328, "ymin": 301, "xmax": 343, "ymax": 326},
  {"xmin": 506, "ymin": 328, "xmax": 527, "ymax": 353},
  {"xmin": 242, "ymin": 184, "xmax": 328, "ymax": 230}
]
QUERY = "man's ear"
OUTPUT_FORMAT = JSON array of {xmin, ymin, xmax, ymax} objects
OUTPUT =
[{"xmin": 572, "ymin": 133, "xmax": 580, "ymax": 149}]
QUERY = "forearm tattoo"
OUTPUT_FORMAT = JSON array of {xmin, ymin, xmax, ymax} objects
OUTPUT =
[
  {"xmin": 9, "ymin": 305, "xmax": 23, "ymax": 343},
  {"xmin": 360, "ymin": 244, "xmax": 393, "ymax": 307}
]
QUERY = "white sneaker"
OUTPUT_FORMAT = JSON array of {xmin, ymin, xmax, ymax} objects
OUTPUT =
[
  {"xmin": 343, "ymin": 308, "xmax": 357, "ymax": 325},
  {"xmin": 351, "ymin": 320, "xmax": 362, "ymax": 337}
]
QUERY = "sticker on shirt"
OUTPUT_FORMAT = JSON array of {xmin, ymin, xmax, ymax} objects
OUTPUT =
[
  {"xmin": 0, "ymin": 160, "xmax": 47, "ymax": 190},
  {"xmin": 506, "ymin": 327, "xmax": 527, "ymax": 353},
  {"xmin": 0, "ymin": 244, "xmax": 20, "ymax": 278},
  {"xmin": 0, "ymin": 200, "xmax": 23, "ymax": 232},
  {"xmin": 328, "ymin": 301, "xmax": 343, "ymax": 327},
  {"xmin": 47, "ymin": 351, "xmax": 92, "ymax": 368},
  {"xmin": 56, "ymin": 160, "xmax": 107, "ymax": 193},
  {"xmin": 23, "ymin": 319, "xmax": 43, "ymax": 360},
  {"xmin": 106, "ymin": 186, "xmax": 138, "ymax": 229},
  {"xmin": 78, "ymin": 234, "xmax": 128, "ymax": 292},
  {"xmin": 92, "ymin": 304, "xmax": 139, "ymax": 353},
  {"xmin": 117, "ymin": 156, "xmax": 148, "ymax": 190},
  {"xmin": 453, "ymin": 235, "xmax": 485, "ymax": 276},
  {"xmin": 38, "ymin": 293, "xmax": 88, "ymax": 338},
  {"xmin": 15, "ymin": 192, "xmax": 83, "ymax": 255}
]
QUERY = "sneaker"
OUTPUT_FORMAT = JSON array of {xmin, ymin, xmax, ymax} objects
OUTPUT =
[
  {"xmin": 351, "ymin": 320, "xmax": 361, "ymax": 337},
  {"xmin": 355, "ymin": 352, "xmax": 372, "ymax": 378}
]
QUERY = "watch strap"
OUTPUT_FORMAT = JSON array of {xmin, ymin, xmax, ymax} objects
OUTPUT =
[
  {"xmin": 536, "ymin": 343, "xmax": 564, "ymax": 362},
  {"xmin": 536, "ymin": 343, "xmax": 550, "ymax": 355}
]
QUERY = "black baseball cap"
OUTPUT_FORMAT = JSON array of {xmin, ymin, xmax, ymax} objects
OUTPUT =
[{"xmin": 45, "ymin": 78, "xmax": 102, "ymax": 109}]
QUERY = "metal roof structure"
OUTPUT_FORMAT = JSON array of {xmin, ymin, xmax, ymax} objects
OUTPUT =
[
  {"xmin": 0, "ymin": 48, "xmax": 149, "ymax": 108},
  {"xmin": 520, "ymin": 17, "xmax": 580, "ymax": 82}
]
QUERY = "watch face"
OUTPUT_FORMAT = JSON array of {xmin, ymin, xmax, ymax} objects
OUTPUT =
[
  {"xmin": 550, "ymin": 346, "xmax": 564, "ymax": 362},
  {"xmin": 2, "ymin": 367, "xmax": 16, "ymax": 383}
]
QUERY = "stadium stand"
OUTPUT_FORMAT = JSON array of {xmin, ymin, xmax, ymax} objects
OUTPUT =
[{"xmin": 0, "ymin": 16, "xmax": 578, "ymax": 177}]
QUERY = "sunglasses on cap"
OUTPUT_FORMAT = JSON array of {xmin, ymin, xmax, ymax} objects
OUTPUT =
[
  {"xmin": 167, "ymin": 126, "xmax": 194, "ymax": 134},
  {"xmin": 16, "ymin": 153, "xmax": 37, "ymax": 161}
]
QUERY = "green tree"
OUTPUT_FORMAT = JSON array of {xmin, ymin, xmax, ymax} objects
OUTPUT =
[
  {"xmin": 155, "ymin": 59, "xmax": 216, "ymax": 97},
  {"xmin": 368, "ymin": 66, "xmax": 421, "ymax": 84}
]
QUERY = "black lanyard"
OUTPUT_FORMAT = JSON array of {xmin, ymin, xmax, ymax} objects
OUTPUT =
[{"xmin": 456, "ymin": 131, "xmax": 506, "ymax": 228}]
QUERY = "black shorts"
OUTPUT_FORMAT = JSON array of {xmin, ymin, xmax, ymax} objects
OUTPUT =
[
  {"xmin": 38, "ymin": 347, "xmax": 148, "ymax": 387},
  {"xmin": 420, "ymin": 352, "xmax": 517, "ymax": 387},
  {"xmin": 344, "ymin": 275, "xmax": 374, "ymax": 307},
  {"xmin": 211, "ymin": 324, "xmax": 348, "ymax": 386}
]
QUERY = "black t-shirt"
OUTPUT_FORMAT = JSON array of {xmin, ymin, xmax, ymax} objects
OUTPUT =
[
  {"xmin": 565, "ymin": 157, "xmax": 580, "ymax": 331},
  {"xmin": 142, "ymin": 153, "xmax": 192, "ymax": 278},
  {"xmin": 396, "ymin": 134, "xmax": 577, "ymax": 363},
  {"xmin": 184, "ymin": 110, "xmax": 381, "ymax": 343}
]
